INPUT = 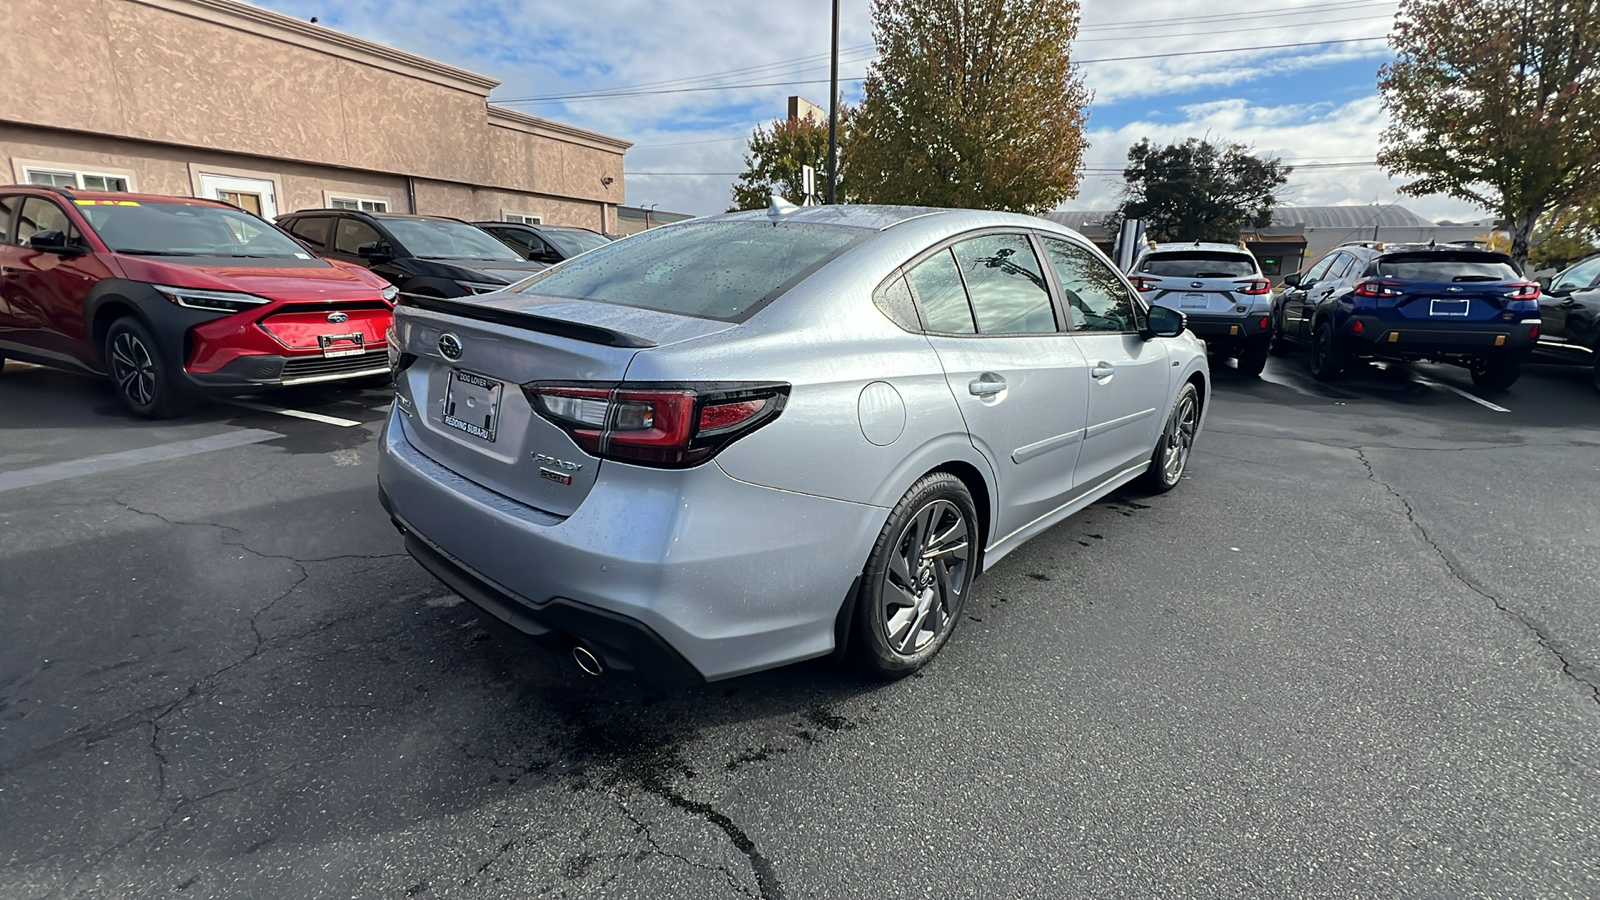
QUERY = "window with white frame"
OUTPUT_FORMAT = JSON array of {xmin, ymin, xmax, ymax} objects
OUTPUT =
[
  {"xmin": 329, "ymin": 196, "xmax": 389, "ymax": 213},
  {"xmin": 22, "ymin": 166, "xmax": 131, "ymax": 192},
  {"xmin": 504, "ymin": 213, "xmax": 542, "ymax": 225}
]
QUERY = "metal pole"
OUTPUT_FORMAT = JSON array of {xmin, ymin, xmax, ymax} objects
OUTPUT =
[{"xmin": 825, "ymin": 0, "xmax": 840, "ymax": 204}]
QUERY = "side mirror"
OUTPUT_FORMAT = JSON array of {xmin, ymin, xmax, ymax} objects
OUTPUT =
[
  {"xmin": 1142, "ymin": 305, "xmax": 1186, "ymax": 339},
  {"xmin": 357, "ymin": 241, "xmax": 392, "ymax": 262},
  {"xmin": 1537, "ymin": 276, "xmax": 1554, "ymax": 292},
  {"xmin": 1281, "ymin": 272, "xmax": 1302, "ymax": 287},
  {"xmin": 28, "ymin": 230, "xmax": 86, "ymax": 255}
]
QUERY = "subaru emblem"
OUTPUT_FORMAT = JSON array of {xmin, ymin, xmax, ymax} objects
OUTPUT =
[
  {"xmin": 438, "ymin": 333, "xmax": 463, "ymax": 360},
  {"xmin": 1447, "ymin": 286, "xmax": 1463, "ymax": 293},
  {"xmin": 327, "ymin": 311, "xmax": 349, "ymax": 324},
  {"xmin": 1190, "ymin": 281, "xmax": 1203, "ymax": 289}
]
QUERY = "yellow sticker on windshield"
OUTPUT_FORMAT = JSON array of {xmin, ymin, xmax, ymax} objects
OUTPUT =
[{"xmin": 74, "ymin": 199, "xmax": 141, "ymax": 206}]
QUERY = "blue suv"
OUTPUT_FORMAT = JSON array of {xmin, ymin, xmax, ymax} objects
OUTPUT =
[{"xmin": 1272, "ymin": 242, "xmax": 1541, "ymax": 389}]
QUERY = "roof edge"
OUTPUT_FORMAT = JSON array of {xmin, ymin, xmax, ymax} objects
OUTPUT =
[
  {"xmin": 129, "ymin": 0, "xmax": 501, "ymax": 95},
  {"xmin": 485, "ymin": 106, "xmax": 633, "ymax": 153}
]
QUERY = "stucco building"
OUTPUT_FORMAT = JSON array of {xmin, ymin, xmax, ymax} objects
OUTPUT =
[{"xmin": 2, "ymin": 0, "xmax": 631, "ymax": 231}]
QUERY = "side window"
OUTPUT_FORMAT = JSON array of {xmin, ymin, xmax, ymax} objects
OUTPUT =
[
  {"xmin": 951, "ymin": 233, "xmax": 1057, "ymax": 334},
  {"xmin": 1553, "ymin": 256, "xmax": 1600, "ymax": 293},
  {"xmin": 333, "ymin": 217, "xmax": 383, "ymax": 256},
  {"xmin": 872, "ymin": 271, "xmax": 921, "ymax": 332},
  {"xmin": 491, "ymin": 228, "xmax": 534, "ymax": 257},
  {"xmin": 907, "ymin": 248, "xmax": 976, "ymax": 334},
  {"xmin": 285, "ymin": 216, "xmax": 332, "ymax": 250},
  {"xmin": 1040, "ymin": 236, "xmax": 1141, "ymax": 333},
  {"xmin": 1334, "ymin": 253, "xmax": 1364, "ymax": 281},
  {"xmin": 16, "ymin": 197, "xmax": 75, "ymax": 244},
  {"xmin": 0, "ymin": 195, "xmax": 16, "ymax": 244},
  {"xmin": 1299, "ymin": 252, "xmax": 1339, "ymax": 286}
]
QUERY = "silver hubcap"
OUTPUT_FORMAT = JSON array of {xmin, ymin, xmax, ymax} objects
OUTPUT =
[
  {"xmin": 882, "ymin": 499, "xmax": 971, "ymax": 656},
  {"xmin": 1160, "ymin": 393, "xmax": 1198, "ymax": 484},
  {"xmin": 109, "ymin": 332, "xmax": 157, "ymax": 407}
]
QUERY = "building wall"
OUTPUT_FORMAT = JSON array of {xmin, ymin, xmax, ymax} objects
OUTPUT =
[{"xmin": 1, "ymin": 0, "xmax": 630, "ymax": 228}]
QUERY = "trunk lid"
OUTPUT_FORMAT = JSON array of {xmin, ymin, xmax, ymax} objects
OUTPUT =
[
  {"xmin": 1388, "ymin": 282, "xmax": 1518, "ymax": 322},
  {"xmin": 392, "ymin": 294, "xmax": 734, "ymax": 517},
  {"xmin": 1146, "ymin": 275, "xmax": 1254, "ymax": 313}
]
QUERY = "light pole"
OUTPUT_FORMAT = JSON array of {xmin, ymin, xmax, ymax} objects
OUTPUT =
[{"xmin": 825, "ymin": 0, "xmax": 839, "ymax": 204}]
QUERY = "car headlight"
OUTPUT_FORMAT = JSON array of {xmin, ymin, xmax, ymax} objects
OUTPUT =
[
  {"xmin": 455, "ymin": 280, "xmax": 507, "ymax": 295},
  {"xmin": 380, "ymin": 285, "xmax": 399, "ymax": 302},
  {"xmin": 154, "ymin": 285, "xmax": 272, "ymax": 313}
]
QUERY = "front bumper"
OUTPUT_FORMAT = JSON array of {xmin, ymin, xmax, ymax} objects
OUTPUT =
[
  {"xmin": 184, "ymin": 348, "xmax": 390, "ymax": 390},
  {"xmin": 376, "ymin": 408, "xmax": 885, "ymax": 682},
  {"xmin": 1339, "ymin": 316, "xmax": 1538, "ymax": 360}
]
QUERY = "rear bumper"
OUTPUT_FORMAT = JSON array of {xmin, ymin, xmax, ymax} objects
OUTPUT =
[
  {"xmin": 184, "ymin": 348, "xmax": 390, "ymax": 390},
  {"xmin": 1183, "ymin": 313, "xmax": 1270, "ymax": 346},
  {"xmin": 376, "ymin": 408, "xmax": 885, "ymax": 681},
  {"xmin": 1339, "ymin": 316, "xmax": 1538, "ymax": 359}
]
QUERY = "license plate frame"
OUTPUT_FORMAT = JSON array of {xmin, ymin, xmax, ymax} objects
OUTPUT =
[
  {"xmin": 442, "ymin": 369, "xmax": 503, "ymax": 443},
  {"xmin": 318, "ymin": 331, "xmax": 366, "ymax": 358},
  {"xmin": 1179, "ymin": 292, "xmax": 1209, "ymax": 309},
  {"xmin": 1429, "ymin": 298, "xmax": 1470, "ymax": 317}
]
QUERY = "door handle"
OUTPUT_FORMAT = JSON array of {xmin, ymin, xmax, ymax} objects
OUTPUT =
[
  {"xmin": 1561, "ymin": 298, "xmax": 1579, "ymax": 308},
  {"xmin": 1091, "ymin": 362, "xmax": 1115, "ymax": 379},
  {"xmin": 968, "ymin": 374, "xmax": 1006, "ymax": 396}
]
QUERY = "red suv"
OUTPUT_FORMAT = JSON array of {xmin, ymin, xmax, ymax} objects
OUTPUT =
[{"xmin": 0, "ymin": 186, "xmax": 396, "ymax": 417}]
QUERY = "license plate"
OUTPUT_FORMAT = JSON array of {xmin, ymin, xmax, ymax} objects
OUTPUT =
[
  {"xmin": 1429, "ymin": 298, "xmax": 1470, "ymax": 317},
  {"xmin": 319, "ymin": 331, "xmax": 365, "ymax": 358},
  {"xmin": 1180, "ymin": 292, "xmax": 1209, "ymax": 308},
  {"xmin": 442, "ymin": 370, "xmax": 502, "ymax": 442}
]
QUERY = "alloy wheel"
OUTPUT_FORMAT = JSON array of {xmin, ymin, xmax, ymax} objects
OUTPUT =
[
  {"xmin": 109, "ymin": 331, "xmax": 157, "ymax": 408},
  {"xmin": 880, "ymin": 499, "xmax": 971, "ymax": 656},
  {"xmin": 1160, "ymin": 390, "xmax": 1199, "ymax": 485}
]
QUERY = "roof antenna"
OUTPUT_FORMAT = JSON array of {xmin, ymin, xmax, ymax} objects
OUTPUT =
[
  {"xmin": 768, "ymin": 194, "xmax": 799, "ymax": 219},
  {"xmin": 1428, "ymin": 238, "xmax": 1436, "ymax": 248}
]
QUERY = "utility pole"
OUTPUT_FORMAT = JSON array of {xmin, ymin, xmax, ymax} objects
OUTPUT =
[{"xmin": 825, "ymin": 0, "xmax": 840, "ymax": 204}]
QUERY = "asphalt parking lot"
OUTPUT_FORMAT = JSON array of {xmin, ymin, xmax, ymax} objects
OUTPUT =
[{"xmin": 2, "ymin": 355, "xmax": 1597, "ymax": 899}]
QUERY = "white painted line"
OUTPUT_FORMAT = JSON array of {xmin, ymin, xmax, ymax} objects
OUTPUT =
[
  {"xmin": 223, "ymin": 400, "xmax": 362, "ymax": 427},
  {"xmin": 1415, "ymin": 376, "xmax": 1511, "ymax": 413},
  {"xmin": 0, "ymin": 429, "xmax": 283, "ymax": 494}
]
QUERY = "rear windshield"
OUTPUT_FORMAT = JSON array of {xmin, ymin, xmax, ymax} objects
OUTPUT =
[
  {"xmin": 1374, "ymin": 253, "xmax": 1520, "ymax": 282},
  {"xmin": 542, "ymin": 228, "xmax": 612, "ymax": 257},
  {"xmin": 382, "ymin": 218, "xmax": 524, "ymax": 261},
  {"xmin": 76, "ymin": 201, "xmax": 311, "ymax": 258},
  {"xmin": 510, "ymin": 221, "xmax": 871, "ymax": 321},
  {"xmin": 1138, "ymin": 252, "xmax": 1257, "ymax": 278}
]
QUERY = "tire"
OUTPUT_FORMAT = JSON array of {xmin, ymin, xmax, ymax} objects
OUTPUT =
[
  {"xmin": 104, "ymin": 317, "xmax": 195, "ymax": 419},
  {"xmin": 850, "ymin": 472, "xmax": 979, "ymax": 677},
  {"xmin": 1470, "ymin": 360, "xmax": 1521, "ymax": 392},
  {"xmin": 1138, "ymin": 381, "xmax": 1200, "ymax": 493},
  {"xmin": 1309, "ymin": 321, "xmax": 1345, "ymax": 382},
  {"xmin": 1235, "ymin": 337, "xmax": 1270, "ymax": 377},
  {"xmin": 1268, "ymin": 311, "xmax": 1295, "ymax": 356}
]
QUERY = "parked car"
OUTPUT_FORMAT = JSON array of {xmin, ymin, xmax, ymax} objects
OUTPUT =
[
  {"xmin": 378, "ymin": 204, "xmax": 1209, "ymax": 684},
  {"xmin": 1271, "ymin": 242, "xmax": 1541, "ymax": 389},
  {"xmin": 1534, "ymin": 253, "xmax": 1600, "ymax": 392},
  {"xmin": 277, "ymin": 210, "xmax": 548, "ymax": 299},
  {"xmin": 473, "ymin": 221, "xmax": 612, "ymax": 265},
  {"xmin": 0, "ymin": 186, "xmax": 396, "ymax": 417},
  {"xmin": 1128, "ymin": 241, "xmax": 1273, "ymax": 376}
]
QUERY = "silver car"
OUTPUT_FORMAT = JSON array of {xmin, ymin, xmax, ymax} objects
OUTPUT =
[{"xmin": 378, "ymin": 205, "xmax": 1209, "ymax": 683}]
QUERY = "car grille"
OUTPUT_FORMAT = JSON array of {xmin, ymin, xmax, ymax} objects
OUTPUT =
[{"xmin": 280, "ymin": 351, "xmax": 388, "ymax": 381}]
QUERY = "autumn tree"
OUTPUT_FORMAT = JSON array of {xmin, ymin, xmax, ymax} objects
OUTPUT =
[
  {"xmin": 1378, "ymin": 0, "xmax": 1600, "ymax": 267},
  {"xmin": 847, "ymin": 0, "xmax": 1090, "ymax": 212},
  {"xmin": 1110, "ymin": 137, "xmax": 1292, "ymax": 242},
  {"xmin": 729, "ymin": 111, "xmax": 844, "ymax": 212}
]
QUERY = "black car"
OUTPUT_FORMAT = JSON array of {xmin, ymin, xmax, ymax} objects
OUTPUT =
[
  {"xmin": 1272, "ymin": 242, "xmax": 1541, "ymax": 389},
  {"xmin": 472, "ymin": 221, "xmax": 612, "ymax": 265},
  {"xmin": 277, "ymin": 210, "xmax": 548, "ymax": 298},
  {"xmin": 1535, "ymin": 253, "xmax": 1600, "ymax": 392}
]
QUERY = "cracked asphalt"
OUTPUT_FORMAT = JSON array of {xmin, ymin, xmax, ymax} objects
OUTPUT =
[{"xmin": 1, "ymin": 356, "xmax": 1597, "ymax": 899}]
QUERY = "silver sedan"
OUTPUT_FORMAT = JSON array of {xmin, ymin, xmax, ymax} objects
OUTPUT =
[{"xmin": 378, "ymin": 204, "xmax": 1209, "ymax": 683}]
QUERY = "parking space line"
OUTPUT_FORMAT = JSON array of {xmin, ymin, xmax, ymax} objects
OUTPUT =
[
  {"xmin": 223, "ymin": 400, "xmax": 362, "ymax": 427},
  {"xmin": 1414, "ymin": 376, "xmax": 1511, "ymax": 412},
  {"xmin": 0, "ymin": 429, "xmax": 283, "ymax": 495}
]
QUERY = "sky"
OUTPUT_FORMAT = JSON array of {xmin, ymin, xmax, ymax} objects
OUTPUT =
[{"xmin": 253, "ymin": 0, "xmax": 1486, "ymax": 224}]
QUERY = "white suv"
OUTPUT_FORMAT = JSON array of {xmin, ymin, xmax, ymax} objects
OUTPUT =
[{"xmin": 1129, "ymin": 242, "xmax": 1274, "ymax": 376}]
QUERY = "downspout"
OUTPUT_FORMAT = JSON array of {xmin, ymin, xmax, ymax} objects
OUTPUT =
[{"xmin": 406, "ymin": 176, "xmax": 418, "ymax": 214}]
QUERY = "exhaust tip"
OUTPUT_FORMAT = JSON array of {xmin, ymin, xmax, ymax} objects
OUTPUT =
[{"xmin": 572, "ymin": 645, "xmax": 604, "ymax": 677}]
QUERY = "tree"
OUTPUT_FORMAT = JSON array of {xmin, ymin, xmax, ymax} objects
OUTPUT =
[
  {"xmin": 847, "ymin": 0, "xmax": 1090, "ymax": 212},
  {"xmin": 1378, "ymin": 0, "xmax": 1600, "ymax": 268},
  {"xmin": 728, "ymin": 111, "xmax": 845, "ymax": 212},
  {"xmin": 1110, "ymin": 137, "xmax": 1292, "ymax": 242}
]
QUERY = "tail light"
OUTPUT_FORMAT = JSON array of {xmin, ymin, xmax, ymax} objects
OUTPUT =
[
  {"xmin": 1354, "ymin": 280, "xmax": 1406, "ymax": 298},
  {"xmin": 522, "ymin": 381, "xmax": 790, "ymax": 468},
  {"xmin": 386, "ymin": 326, "xmax": 416, "ymax": 376},
  {"xmin": 1504, "ymin": 282, "xmax": 1540, "ymax": 301},
  {"xmin": 1234, "ymin": 279, "xmax": 1271, "ymax": 295},
  {"xmin": 1131, "ymin": 275, "xmax": 1160, "ymax": 292}
]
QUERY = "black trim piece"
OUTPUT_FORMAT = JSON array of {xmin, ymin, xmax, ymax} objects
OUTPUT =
[
  {"xmin": 830, "ymin": 575, "xmax": 863, "ymax": 663},
  {"xmin": 397, "ymin": 292, "xmax": 657, "ymax": 348},
  {"xmin": 396, "ymin": 524, "xmax": 705, "ymax": 686}
]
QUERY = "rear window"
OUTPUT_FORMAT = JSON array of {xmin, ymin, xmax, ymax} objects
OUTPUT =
[
  {"xmin": 1138, "ymin": 252, "xmax": 1257, "ymax": 278},
  {"xmin": 1375, "ymin": 253, "xmax": 1519, "ymax": 282},
  {"xmin": 510, "ymin": 221, "xmax": 871, "ymax": 321}
]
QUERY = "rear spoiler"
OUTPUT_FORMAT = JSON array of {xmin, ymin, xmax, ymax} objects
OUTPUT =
[{"xmin": 398, "ymin": 293, "xmax": 657, "ymax": 349}]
